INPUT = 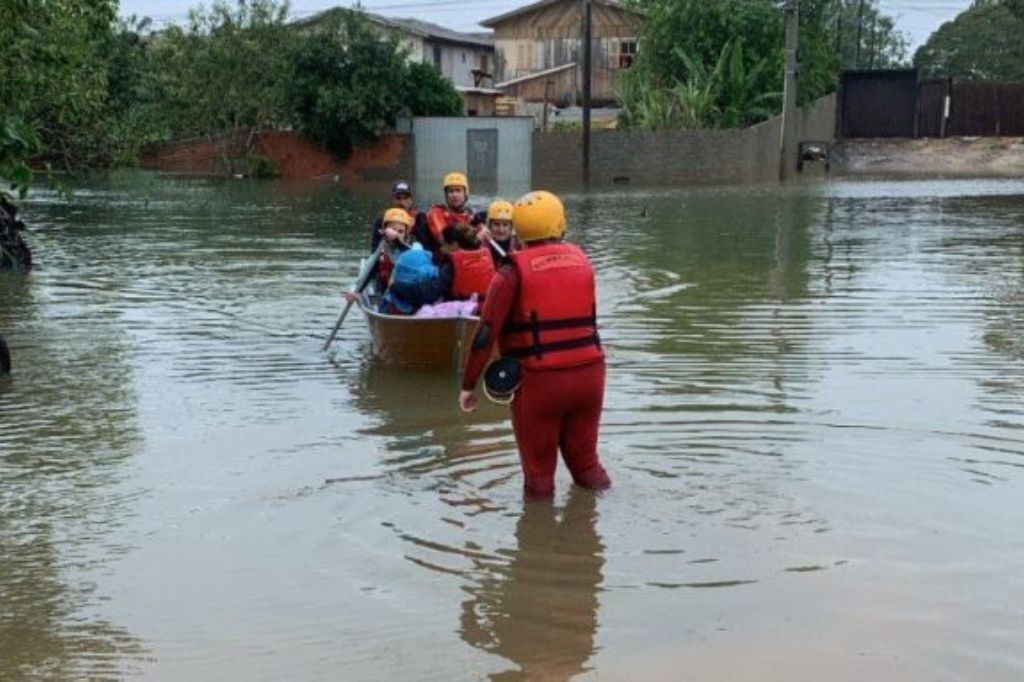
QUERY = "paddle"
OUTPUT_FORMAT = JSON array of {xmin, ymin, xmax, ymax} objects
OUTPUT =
[
  {"xmin": 480, "ymin": 228, "xmax": 508, "ymax": 259},
  {"xmin": 322, "ymin": 239, "xmax": 387, "ymax": 351}
]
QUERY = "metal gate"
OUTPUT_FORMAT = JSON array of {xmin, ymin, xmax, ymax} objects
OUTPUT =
[
  {"xmin": 840, "ymin": 69, "xmax": 919, "ymax": 138},
  {"xmin": 408, "ymin": 117, "xmax": 533, "ymax": 202},
  {"xmin": 467, "ymin": 129, "xmax": 499, "ymax": 195},
  {"xmin": 917, "ymin": 78, "xmax": 950, "ymax": 138}
]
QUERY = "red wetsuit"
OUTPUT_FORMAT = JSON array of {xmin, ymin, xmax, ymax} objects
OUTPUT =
[{"xmin": 462, "ymin": 241, "xmax": 611, "ymax": 498}]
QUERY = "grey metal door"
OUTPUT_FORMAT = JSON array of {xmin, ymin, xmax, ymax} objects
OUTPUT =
[{"xmin": 467, "ymin": 129, "xmax": 498, "ymax": 195}]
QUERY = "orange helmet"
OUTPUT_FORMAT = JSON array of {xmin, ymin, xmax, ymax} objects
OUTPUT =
[
  {"xmin": 513, "ymin": 191, "xmax": 565, "ymax": 242},
  {"xmin": 382, "ymin": 208, "xmax": 413, "ymax": 227},
  {"xmin": 487, "ymin": 199, "xmax": 514, "ymax": 222}
]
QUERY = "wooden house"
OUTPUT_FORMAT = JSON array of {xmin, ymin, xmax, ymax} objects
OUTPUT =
[{"xmin": 481, "ymin": 0, "xmax": 644, "ymax": 107}]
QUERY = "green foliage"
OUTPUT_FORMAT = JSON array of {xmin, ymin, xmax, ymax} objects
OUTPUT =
[
  {"xmin": 283, "ymin": 11, "xmax": 411, "ymax": 157},
  {"xmin": 249, "ymin": 155, "xmax": 278, "ymax": 178},
  {"xmin": 0, "ymin": 117, "xmax": 39, "ymax": 198},
  {"xmin": 0, "ymin": 0, "xmax": 467, "ymax": 182},
  {"xmin": 403, "ymin": 62, "xmax": 464, "ymax": 117},
  {"xmin": 619, "ymin": 0, "xmax": 907, "ymax": 131},
  {"xmin": 834, "ymin": 0, "xmax": 909, "ymax": 70},
  {"xmin": 0, "ymin": 0, "xmax": 118, "ymax": 174},
  {"xmin": 915, "ymin": 1, "xmax": 1024, "ymax": 81},
  {"xmin": 283, "ymin": 11, "xmax": 462, "ymax": 158},
  {"xmin": 619, "ymin": 37, "xmax": 780, "ymax": 129},
  {"xmin": 1004, "ymin": 0, "xmax": 1024, "ymax": 22},
  {"xmin": 143, "ymin": 0, "xmax": 292, "ymax": 172}
]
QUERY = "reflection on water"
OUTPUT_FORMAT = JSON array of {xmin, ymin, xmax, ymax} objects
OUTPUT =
[
  {"xmin": 460, "ymin": 489, "xmax": 602, "ymax": 681},
  {"xmin": 0, "ymin": 240, "xmax": 147, "ymax": 675},
  {"xmin": 1, "ymin": 174, "xmax": 1024, "ymax": 679}
]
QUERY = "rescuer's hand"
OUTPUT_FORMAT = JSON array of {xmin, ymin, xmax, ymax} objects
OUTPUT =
[{"xmin": 459, "ymin": 389, "xmax": 478, "ymax": 413}]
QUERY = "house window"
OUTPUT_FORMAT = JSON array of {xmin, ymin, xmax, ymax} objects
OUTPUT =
[
  {"xmin": 480, "ymin": 54, "xmax": 488, "ymax": 72},
  {"xmin": 610, "ymin": 38, "xmax": 637, "ymax": 69},
  {"xmin": 516, "ymin": 41, "xmax": 535, "ymax": 75},
  {"xmin": 433, "ymin": 45, "xmax": 442, "ymax": 69},
  {"xmin": 462, "ymin": 52, "xmax": 466, "ymax": 64},
  {"xmin": 619, "ymin": 39, "xmax": 637, "ymax": 69}
]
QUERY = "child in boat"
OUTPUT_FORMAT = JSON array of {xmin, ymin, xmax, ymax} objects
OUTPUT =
[
  {"xmin": 345, "ymin": 208, "xmax": 414, "ymax": 303},
  {"xmin": 481, "ymin": 199, "xmax": 518, "ymax": 267},
  {"xmin": 379, "ymin": 244, "xmax": 442, "ymax": 315},
  {"xmin": 438, "ymin": 224, "xmax": 496, "ymax": 303}
]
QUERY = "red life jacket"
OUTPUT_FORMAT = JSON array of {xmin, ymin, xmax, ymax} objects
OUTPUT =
[
  {"xmin": 499, "ymin": 242, "xmax": 603, "ymax": 370},
  {"xmin": 449, "ymin": 248, "xmax": 496, "ymax": 299},
  {"xmin": 376, "ymin": 250, "xmax": 395, "ymax": 289},
  {"xmin": 426, "ymin": 204, "xmax": 474, "ymax": 245}
]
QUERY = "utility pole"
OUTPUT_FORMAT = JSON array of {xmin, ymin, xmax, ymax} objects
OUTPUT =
[
  {"xmin": 868, "ymin": 14, "xmax": 877, "ymax": 69},
  {"xmin": 855, "ymin": 0, "xmax": 865, "ymax": 68},
  {"xmin": 835, "ymin": 0, "xmax": 843, "ymax": 57},
  {"xmin": 780, "ymin": 0, "xmax": 799, "ymax": 180},
  {"xmin": 581, "ymin": 0, "xmax": 592, "ymax": 189}
]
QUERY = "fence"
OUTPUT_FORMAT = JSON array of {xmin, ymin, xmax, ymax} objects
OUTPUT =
[{"xmin": 842, "ymin": 70, "xmax": 1024, "ymax": 139}]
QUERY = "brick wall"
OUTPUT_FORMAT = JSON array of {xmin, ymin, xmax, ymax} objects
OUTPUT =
[{"xmin": 140, "ymin": 131, "xmax": 414, "ymax": 187}]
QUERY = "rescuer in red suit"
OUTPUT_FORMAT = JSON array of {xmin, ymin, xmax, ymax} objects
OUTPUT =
[
  {"xmin": 458, "ymin": 191, "xmax": 611, "ymax": 498},
  {"xmin": 421, "ymin": 172, "xmax": 478, "ymax": 256}
]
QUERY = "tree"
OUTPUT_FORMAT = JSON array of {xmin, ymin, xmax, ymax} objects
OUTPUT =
[
  {"xmin": 619, "ymin": 0, "xmax": 891, "ymax": 130},
  {"xmin": 915, "ymin": 0, "xmax": 1024, "ymax": 81},
  {"xmin": 282, "ymin": 10, "xmax": 461, "ymax": 158},
  {"xmin": 146, "ymin": 0, "xmax": 292, "ymax": 172},
  {"xmin": 834, "ymin": 0, "xmax": 909, "ymax": 70},
  {"xmin": 0, "ymin": 0, "xmax": 118, "ymax": 184},
  {"xmin": 1005, "ymin": 0, "xmax": 1024, "ymax": 22}
]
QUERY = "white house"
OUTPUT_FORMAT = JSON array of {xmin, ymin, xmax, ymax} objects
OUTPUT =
[{"xmin": 293, "ymin": 9, "xmax": 496, "ymax": 94}]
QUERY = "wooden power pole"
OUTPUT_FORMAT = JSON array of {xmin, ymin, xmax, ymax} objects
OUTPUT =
[
  {"xmin": 780, "ymin": 0, "xmax": 799, "ymax": 180},
  {"xmin": 581, "ymin": 0, "xmax": 592, "ymax": 189}
]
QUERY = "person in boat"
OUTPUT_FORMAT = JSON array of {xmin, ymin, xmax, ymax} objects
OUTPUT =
[
  {"xmin": 344, "ymin": 208, "xmax": 415, "ymax": 303},
  {"xmin": 458, "ymin": 191, "xmax": 611, "ymax": 498},
  {"xmin": 435, "ymin": 223, "xmax": 496, "ymax": 304},
  {"xmin": 369, "ymin": 180, "xmax": 424, "ymax": 252},
  {"xmin": 480, "ymin": 199, "xmax": 518, "ymax": 267},
  {"xmin": 379, "ymin": 243, "xmax": 442, "ymax": 315},
  {"xmin": 371, "ymin": 208, "xmax": 415, "ymax": 292},
  {"xmin": 420, "ymin": 172, "xmax": 478, "ymax": 256}
]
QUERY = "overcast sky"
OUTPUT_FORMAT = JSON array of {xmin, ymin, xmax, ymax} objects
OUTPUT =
[{"xmin": 121, "ymin": 0, "xmax": 971, "ymax": 52}]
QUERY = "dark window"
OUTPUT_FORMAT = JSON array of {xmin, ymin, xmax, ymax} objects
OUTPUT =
[
  {"xmin": 618, "ymin": 39, "xmax": 637, "ymax": 69},
  {"xmin": 480, "ymin": 54, "xmax": 488, "ymax": 72},
  {"xmin": 433, "ymin": 45, "xmax": 442, "ymax": 69}
]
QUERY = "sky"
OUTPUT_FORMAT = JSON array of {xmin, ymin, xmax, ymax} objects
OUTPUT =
[{"xmin": 121, "ymin": 0, "xmax": 971, "ymax": 52}]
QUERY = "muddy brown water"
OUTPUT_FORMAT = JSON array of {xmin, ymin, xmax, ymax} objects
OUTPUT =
[{"xmin": 1, "ymin": 175, "xmax": 1023, "ymax": 680}]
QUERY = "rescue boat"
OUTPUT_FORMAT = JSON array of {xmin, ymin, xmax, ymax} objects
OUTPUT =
[{"xmin": 357, "ymin": 294, "xmax": 480, "ymax": 370}]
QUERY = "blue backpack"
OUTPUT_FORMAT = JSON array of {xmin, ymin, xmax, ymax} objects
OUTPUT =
[{"xmin": 381, "ymin": 245, "xmax": 441, "ymax": 314}]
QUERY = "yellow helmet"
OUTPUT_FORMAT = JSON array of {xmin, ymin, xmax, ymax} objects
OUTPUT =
[
  {"xmin": 382, "ymin": 207, "xmax": 413, "ymax": 227},
  {"xmin": 513, "ymin": 191, "xmax": 565, "ymax": 242},
  {"xmin": 487, "ymin": 199, "xmax": 514, "ymax": 222},
  {"xmin": 443, "ymin": 172, "xmax": 469, "ymax": 193}
]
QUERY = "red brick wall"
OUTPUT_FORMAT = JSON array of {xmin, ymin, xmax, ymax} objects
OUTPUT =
[{"xmin": 140, "ymin": 130, "xmax": 414, "ymax": 187}]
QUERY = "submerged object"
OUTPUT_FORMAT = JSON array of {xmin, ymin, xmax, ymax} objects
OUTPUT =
[{"xmin": 0, "ymin": 335, "xmax": 10, "ymax": 374}]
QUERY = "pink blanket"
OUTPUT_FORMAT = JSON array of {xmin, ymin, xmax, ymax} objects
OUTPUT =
[{"xmin": 414, "ymin": 295, "xmax": 479, "ymax": 318}]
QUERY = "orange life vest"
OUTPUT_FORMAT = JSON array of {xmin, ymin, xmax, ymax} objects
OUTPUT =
[
  {"xmin": 449, "ymin": 248, "xmax": 497, "ymax": 300},
  {"xmin": 499, "ymin": 242, "xmax": 603, "ymax": 370},
  {"xmin": 426, "ymin": 204, "xmax": 474, "ymax": 245}
]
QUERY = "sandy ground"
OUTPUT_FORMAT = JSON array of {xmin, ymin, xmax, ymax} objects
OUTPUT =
[{"xmin": 834, "ymin": 136, "xmax": 1024, "ymax": 176}]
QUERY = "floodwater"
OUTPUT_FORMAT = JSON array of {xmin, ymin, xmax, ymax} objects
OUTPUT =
[{"xmin": 1, "ymin": 174, "xmax": 1023, "ymax": 681}]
